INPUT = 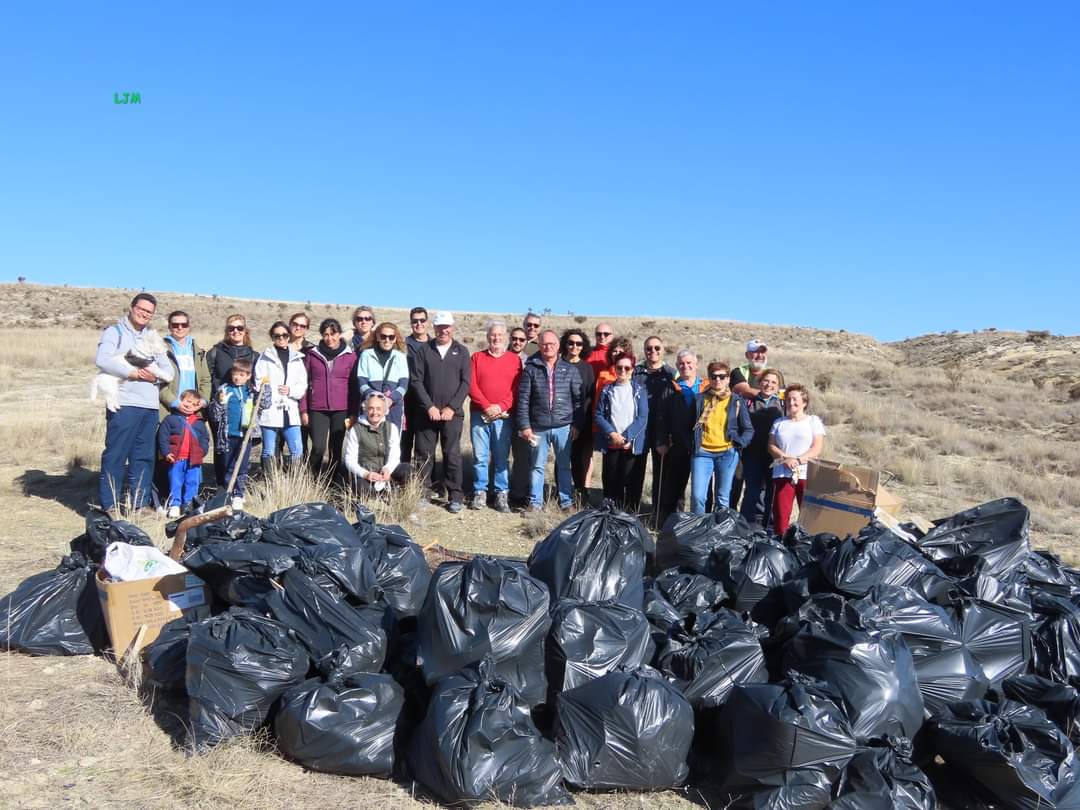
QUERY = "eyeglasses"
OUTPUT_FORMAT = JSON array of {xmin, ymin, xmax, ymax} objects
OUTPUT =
[
  {"xmin": 377, "ymin": 333, "xmax": 396, "ymax": 340},
  {"xmin": 272, "ymin": 332, "xmax": 289, "ymax": 339},
  {"xmin": 290, "ymin": 322, "xmax": 308, "ymax": 329},
  {"xmin": 227, "ymin": 325, "xmax": 246, "ymax": 333},
  {"xmin": 595, "ymin": 331, "xmax": 612, "ymax": 338},
  {"xmin": 411, "ymin": 318, "xmax": 427, "ymax": 324},
  {"xmin": 710, "ymin": 373, "xmax": 729, "ymax": 380},
  {"xmin": 354, "ymin": 315, "xmax": 373, "ymax": 322},
  {"xmin": 133, "ymin": 306, "xmax": 155, "ymax": 316},
  {"xmin": 566, "ymin": 340, "xmax": 583, "ymax": 347},
  {"xmin": 169, "ymin": 321, "xmax": 189, "ymax": 329}
]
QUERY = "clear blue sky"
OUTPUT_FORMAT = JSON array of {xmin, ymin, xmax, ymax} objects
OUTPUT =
[{"xmin": 1, "ymin": 2, "xmax": 1077, "ymax": 341}]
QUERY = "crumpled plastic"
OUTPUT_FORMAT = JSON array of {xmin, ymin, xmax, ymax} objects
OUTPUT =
[
  {"xmin": 782, "ymin": 620, "xmax": 925, "ymax": 741},
  {"xmin": 1031, "ymin": 591, "xmax": 1080, "ymax": 684},
  {"xmin": 708, "ymin": 537, "xmax": 799, "ymax": 617},
  {"xmin": 928, "ymin": 698, "xmax": 1080, "ymax": 810},
  {"xmin": 546, "ymin": 599, "xmax": 652, "ymax": 693},
  {"xmin": 265, "ymin": 568, "xmax": 386, "ymax": 676},
  {"xmin": 417, "ymin": 556, "xmax": 551, "ymax": 707},
  {"xmin": 815, "ymin": 529, "xmax": 953, "ymax": 605},
  {"xmin": 916, "ymin": 497, "xmax": 1031, "ymax": 579},
  {"xmin": 259, "ymin": 502, "xmax": 365, "ymax": 548},
  {"xmin": 1002, "ymin": 675, "xmax": 1080, "ymax": 743},
  {"xmin": 555, "ymin": 666, "xmax": 693, "ymax": 790},
  {"xmin": 406, "ymin": 659, "xmax": 572, "ymax": 807},
  {"xmin": 528, "ymin": 503, "xmax": 651, "ymax": 610},
  {"xmin": 185, "ymin": 608, "xmax": 310, "ymax": 749},
  {"xmin": 70, "ymin": 508, "xmax": 154, "ymax": 564},
  {"xmin": 951, "ymin": 597, "xmax": 1034, "ymax": 688},
  {"xmin": 145, "ymin": 605, "xmax": 212, "ymax": 691},
  {"xmin": 351, "ymin": 521, "xmax": 430, "ymax": 618},
  {"xmin": 0, "ymin": 552, "xmax": 107, "ymax": 656},
  {"xmin": 293, "ymin": 543, "xmax": 380, "ymax": 604},
  {"xmin": 654, "ymin": 608, "xmax": 767, "ymax": 709},
  {"xmin": 274, "ymin": 670, "xmax": 404, "ymax": 776},
  {"xmin": 650, "ymin": 567, "xmax": 727, "ymax": 618},
  {"xmin": 659, "ymin": 508, "xmax": 766, "ymax": 574},
  {"xmin": 830, "ymin": 736, "xmax": 936, "ymax": 810}
]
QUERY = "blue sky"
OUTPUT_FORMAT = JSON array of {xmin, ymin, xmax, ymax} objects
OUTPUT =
[{"xmin": 1, "ymin": 2, "xmax": 1076, "ymax": 341}]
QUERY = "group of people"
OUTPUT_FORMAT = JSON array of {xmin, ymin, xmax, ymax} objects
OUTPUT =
[{"xmin": 96, "ymin": 294, "xmax": 825, "ymax": 533}]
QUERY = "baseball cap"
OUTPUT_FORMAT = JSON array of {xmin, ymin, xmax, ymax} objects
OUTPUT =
[
  {"xmin": 432, "ymin": 311, "xmax": 455, "ymax": 326},
  {"xmin": 746, "ymin": 339, "xmax": 768, "ymax": 352}
]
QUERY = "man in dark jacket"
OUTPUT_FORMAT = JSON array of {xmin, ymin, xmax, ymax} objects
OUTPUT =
[
  {"xmin": 515, "ymin": 330, "xmax": 584, "ymax": 511},
  {"xmin": 635, "ymin": 335, "xmax": 676, "ymax": 521},
  {"xmin": 410, "ymin": 311, "xmax": 471, "ymax": 512},
  {"xmin": 402, "ymin": 305, "xmax": 430, "ymax": 463},
  {"xmin": 655, "ymin": 349, "xmax": 706, "ymax": 527}
]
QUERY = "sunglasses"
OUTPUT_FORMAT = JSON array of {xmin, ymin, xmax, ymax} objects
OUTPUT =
[
  {"xmin": 272, "ymin": 332, "xmax": 289, "ymax": 339},
  {"xmin": 354, "ymin": 315, "xmax": 373, "ymax": 322},
  {"xmin": 377, "ymin": 333, "xmax": 396, "ymax": 340},
  {"xmin": 290, "ymin": 322, "xmax": 308, "ymax": 329},
  {"xmin": 595, "ymin": 331, "xmax": 612, "ymax": 338},
  {"xmin": 411, "ymin": 318, "xmax": 427, "ymax": 324},
  {"xmin": 169, "ymin": 321, "xmax": 189, "ymax": 329},
  {"xmin": 566, "ymin": 340, "xmax": 583, "ymax": 347},
  {"xmin": 227, "ymin": 325, "xmax": 246, "ymax": 332},
  {"xmin": 525, "ymin": 323, "xmax": 541, "ymax": 329},
  {"xmin": 511, "ymin": 336, "xmax": 526, "ymax": 343},
  {"xmin": 710, "ymin": 373, "xmax": 729, "ymax": 379},
  {"xmin": 616, "ymin": 365, "xmax": 634, "ymax": 372},
  {"xmin": 645, "ymin": 345, "xmax": 662, "ymax": 352}
]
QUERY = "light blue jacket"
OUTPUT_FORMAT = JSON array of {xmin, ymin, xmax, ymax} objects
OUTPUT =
[{"xmin": 95, "ymin": 317, "xmax": 173, "ymax": 410}]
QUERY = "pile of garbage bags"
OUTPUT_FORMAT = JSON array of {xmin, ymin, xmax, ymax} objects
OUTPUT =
[{"xmin": 8, "ymin": 496, "xmax": 1080, "ymax": 808}]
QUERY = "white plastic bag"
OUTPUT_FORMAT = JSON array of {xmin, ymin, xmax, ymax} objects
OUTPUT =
[{"xmin": 104, "ymin": 542, "xmax": 188, "ymax": 581}]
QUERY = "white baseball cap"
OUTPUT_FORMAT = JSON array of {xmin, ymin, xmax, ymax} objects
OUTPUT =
[
  {"xmin": 432, "ymin": 311, "xmax": 455, "ymax": 326},
  {"xmin": 746, "ymin": 339, "xmax": 767, "ymax": 352}
]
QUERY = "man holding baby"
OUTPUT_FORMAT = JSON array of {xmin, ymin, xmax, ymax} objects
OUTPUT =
[{"xmin": 95, "ymin": 292, "xmax": 174, "ymax": 517}]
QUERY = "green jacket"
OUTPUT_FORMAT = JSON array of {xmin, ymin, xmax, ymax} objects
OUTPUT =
[{"xmin": 158, "ymin": 339, "xmax": 212, "ymax": 418}]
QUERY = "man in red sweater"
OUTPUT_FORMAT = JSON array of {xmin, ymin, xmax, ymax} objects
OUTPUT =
[
  {"xmin": 468, "ymin": 320, "xmax": 522, "ymax": 512},
  {"xmin": 586, "ymin": 322, "xmax": 614, "ymax": 378}
]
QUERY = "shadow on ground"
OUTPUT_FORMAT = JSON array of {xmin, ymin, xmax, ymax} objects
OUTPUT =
[{"xmin": 16, "ymin": 467, "xmax": 98, "ymax": 516}]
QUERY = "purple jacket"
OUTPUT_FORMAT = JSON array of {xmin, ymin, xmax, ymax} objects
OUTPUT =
[{"xmin": 301, "ymin": 344, "xmax": 358, "ymax": 414}]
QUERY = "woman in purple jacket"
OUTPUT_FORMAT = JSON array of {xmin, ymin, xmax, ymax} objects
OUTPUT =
[{"xmin": 300, "ymin": 318, "xmax": 358, "ymax": 480}]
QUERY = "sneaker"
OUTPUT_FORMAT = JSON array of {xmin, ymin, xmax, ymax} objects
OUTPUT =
[
  {"xmin": 494, "ymin": 492, "xmax": 510, "ymax": 513},
  {"xmin": 468, "ymin": 493, "xmax": 485, "ymax": 511},
  {"xmin": 166, "ymin": 505, "xmax": 181, "ymax": 519},
  {"xmin": 231, "ymin": 496, "xmax": 245, "ymax": 511},
  {"xmin": 447, "ymin": 500, "xmax": 464, "ymax": 514}
]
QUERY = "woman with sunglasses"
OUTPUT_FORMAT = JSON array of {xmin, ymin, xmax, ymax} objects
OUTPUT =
[
  {"xmin": 300, "ymin": 318, "xmax": 358, "ymax": 480},
  {"xmin": 594, "ymin": 351, "xmax": 649, "ymax": 511},
  {"xmin": 560, "ymin": 328, "xmax": 595, "ymax": 501},
  {"xmin": 205, "ymin": 314, "xmax": 257, "ymax": 485},
  {"xmin": 349, "ymin": 306, "xmax": 376, "ymax": 351},
  {"xmin": 689, "ymin": 361, "xmax": 753, "ymax": 514},
  {"xmin": 356, "ymin": 322, "xmax": 410, "ymax": 428},
  {"xmin": 254, "ymin": 321, "xmax": 309, "ymax": 469}
]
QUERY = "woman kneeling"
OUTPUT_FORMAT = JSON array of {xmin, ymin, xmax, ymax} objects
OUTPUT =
[{"xmin": 343, "ymin": 393, "xmax": 412, "ymax": 496}]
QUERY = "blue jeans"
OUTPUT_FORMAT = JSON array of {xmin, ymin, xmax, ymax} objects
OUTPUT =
[
  {"xmin": 739, "ymin": 456, "xmax": 774, "ymax": 528},
  {"xmin": 529, "ymin": 425, "xmax": 573, "ymax": 508},
  {"xmin": 471, "ymin": 412, "xmax": 511, "ymax": 495},
  {"xmin": 691, "ymin": 447, "xmax": 739, "ymax": 513},
  {"xmin": 223, "ymin": 435, "xmax": 252, "ymax": 496},
  {"xmin": 167, "ymin": 459, "xmax": 202, "ymax": 507},
  {"xmin": 261, "ymin": 425, "xmax": 303, "ymax": 464},
  {"xmin": 99, "ymin": 406, "xmax": 159, "ymax": 510}
]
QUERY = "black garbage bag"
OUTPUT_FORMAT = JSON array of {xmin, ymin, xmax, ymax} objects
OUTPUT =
[
  {"xmin": 1032, "ymin": 592, "xmax": 1080, "ymax": 684},
  {"xmin": 783, "ymin": 620, "xmax": 924, "ymax": 741},
  {"xmin": 70, "ymin": 509, "xmax": 154, "ymax": 563},
  {"xmin": 655, "ymin": 608, "xmax": 768, "ymax": 709},
  {"xmin": 182, "ymin": 541, "xmax": 300, "ymax": 609},
  {"xmin": 546, "ymin": 599, "xmax": 652, "ymax": 694},
  {"xmin": 259, "ymin": 502, "xmax": 365, "ymax": 548},
  {"xmin": 145, "ymin": 605, "xmax": 213, "ymax": 691},
  {"xmin": 528, "ymin": 503, "xmax": 650, "ymax": 610},
  {"xmin": 293, "ymin": 543, "xmax": 380, "ymax": 604},
  {"xmin": 955, "ymin": 568, "xmax": 1034, "ymax": 611},
  {"xmin": 951, "ymin": 597, "xmax": 1034, "ymax": 688},
  {"xmin": 830, "ymin": 736, "xmax": 936, "ymax": 810},
  {"xmin": 1012, "ymin": 551, "xmax": 1080, "ymax": 599},
  {"xmin": 710, "ymin": 673, "xmax": 857, "ymax": 809},
  {"xmin": 659, "ymin": 509, "xmax": 765, "ymax": 574},
  {"xmin": 265, "ymin": 569, "xmax": 386, "ymax": 676},
  {"xmin": 406, "ymin": 659, "xmax": 572, "ymax": 807},
  {"xmin": 928, "ymin": 698, "xmax": 1080, "ymax": 810},
  {"xmin": 849, "ymin": 585, "xmax": 989, "ymax": 717},
  {"xmin": 186, "ymin": 608, "xmax": 310, "ymax": 748},
  {"xmin": 418, "ymin": 556, "xmax": 550, "ymax": 707},
  {"xmin": 0, "ymin": 552, "xmax": 107, "ymax": 656},
  {"xmin": 352, "ymin": 522, "xmax": 430, "ymax": 618},
  {"xmin": 916, "ymin": 497, "xmax": 1031, "ymax": 579},
  {"xmin": 816, "ymin": 530, "xmax": 953, "ymax": 605},
  {"xmin": 274, "ymin": 669, "xmax": 404, "ymax": 776},
  {"xmin": 643, "ymin": 579, "xmax": 685, "ymax": 633},
  {"xmin": 179, "ymin": 511, "xmax": 264, "ymax": 550},
  {"xmin": 651, "ymin": 567, "xmax": 727, "ymax": 617},
  {"xmin": 555, "ymin": 666, "xmax": 693, "ymax": 790},
  {"xmin": 1002, "ymin": 675, "xmax": 1080, "ymax": 743},
  {"xmin": 708, "ymin": 537, "xmax": 799, "ymax": 616}
]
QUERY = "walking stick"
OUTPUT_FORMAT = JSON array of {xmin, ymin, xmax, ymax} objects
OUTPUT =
[{"xmin": 653, "ymin": 451, "xmax": 665, "ymax": 529}]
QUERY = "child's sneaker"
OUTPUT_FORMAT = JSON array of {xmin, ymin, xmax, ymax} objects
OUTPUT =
[
  {"xmin": 231, "ymin": 496, "xmax": 245, "ymax": 511},
  {"xmin": 166, "ymin": 505, "xmax": 181, "ymax": 519}
]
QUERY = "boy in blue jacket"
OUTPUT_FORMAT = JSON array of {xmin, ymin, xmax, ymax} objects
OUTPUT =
[
  {"xmin": 207, "ymin": 359, "xmax": 261, "ymax": 510},
  {"xmin": 157, "ymin": 389, "xmax": 210, "ymax": 517}
]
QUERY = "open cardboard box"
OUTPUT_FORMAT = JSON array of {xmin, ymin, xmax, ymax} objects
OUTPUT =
[
  {"xmin": 799, "ymin": 459, "xmax": 902, "ymax": 538},
  {"xmin": 96, "ymin": 570, "xmax": 209, "ymax": 659}
]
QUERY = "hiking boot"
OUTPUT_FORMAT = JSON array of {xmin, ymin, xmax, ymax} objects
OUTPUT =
[
  {"xmin": 447, "ymin": 500, "xmax": 464, "ymax": 514},
  {"xmin": 166, "ymin": 505, "xmax": 181, "ymax": 519},
  {"xmin": 468, "ymin": 493, "xmax": 485, "ymax": 511},
  {"xmin": 494, "ymin": 492, "xmax": 510, "ymax": 513}
]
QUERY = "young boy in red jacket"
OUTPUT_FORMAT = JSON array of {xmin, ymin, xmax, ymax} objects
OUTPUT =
[{"xmin": 157, "ymin": 389, "xmax": 211, "ymax": 518}]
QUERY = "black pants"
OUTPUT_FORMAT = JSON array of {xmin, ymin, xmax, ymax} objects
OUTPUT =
[
  {"xmin": 657, "ymin": 445, "xmax": 692, "ymax": 527},
  {"xmin": 400, "ymin": 395, "xmax": 421, "ymax": 464},
  {"xmin": 351, "ymin": 462, "xmax": 413, "ymax": 497},
  {"xmin": 602, "ymin": 450, "xmax": 647, "ymax": 512},
  {"xmin": 570, "ymin": 428, "xmax": 592, "ymax": 494},
  {"xmin": 414, "ymin": 417, "xmax": 465, "ymax": 502},
  {"xmin": 209, "ymin": 416, "xmax": 228, "ymax": 487},
  {"xmin": 308, "ymin": 410, "xmax": 348, "ymax": 481},
  {"xmin": 510, "ymin": 430, "xmax": 532, "ymax": 504}
]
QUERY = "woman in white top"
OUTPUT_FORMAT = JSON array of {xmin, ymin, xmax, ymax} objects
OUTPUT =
[
  {"xmin": 767, "ymin": 384, "xmax": 825, "ymax": 535},
  {"xmin": 254, "ymin": 322, "xmax": 309, "ymax": 469}
]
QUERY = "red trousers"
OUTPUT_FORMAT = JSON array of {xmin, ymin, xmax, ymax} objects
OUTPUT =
[{"xmin": 771, "ymin": 477, "xmax": 806, "ymax": 536}]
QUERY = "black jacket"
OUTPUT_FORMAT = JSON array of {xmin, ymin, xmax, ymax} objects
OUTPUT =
[
  {"xmin": 515, "ymin": 355, "xmax": 584, "ymax": 432},
  {"xmin": 409, "ymin": 339, "xmax": 471, "ymax": 417},
  {"xmin": 205, "ymin": 342, "xmax": 257, "ymax": 399},
  {"xmin": 634, "ymin": 362, "xmax": 676, "ymax": 443},
  {"xmin": 658, "ymin": 377, "xmax": 708, "ymax": 451}
]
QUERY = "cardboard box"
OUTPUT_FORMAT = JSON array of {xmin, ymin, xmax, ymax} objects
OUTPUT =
[
  {"xmin": 798, "ymin": 459, "xmax": 902, "ymax": 538},
  {"xmin": 96, "ymin": 571, "xmax": 209, "ymax": 658}
]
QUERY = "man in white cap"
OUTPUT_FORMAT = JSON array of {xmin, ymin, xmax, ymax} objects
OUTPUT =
[
  {"xmin": 410, "ymin": 311, "xmax": 472, "ymax": 512},
  {"xmin": 730, "ymin": 339, "xmax": 784, "ymax": 399}
]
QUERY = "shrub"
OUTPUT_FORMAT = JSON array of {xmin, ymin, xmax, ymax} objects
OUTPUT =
[
  {"xmin": 814, "ymin": 372, "xmax": 833, "ymax": 392},
  {"xmin": 574, "ymin": 315, "xmax": 587, "ymax": 324},
  {"xmin": 1069, "ymin": 384, "xmax": 1080, "ymax": 401}
]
